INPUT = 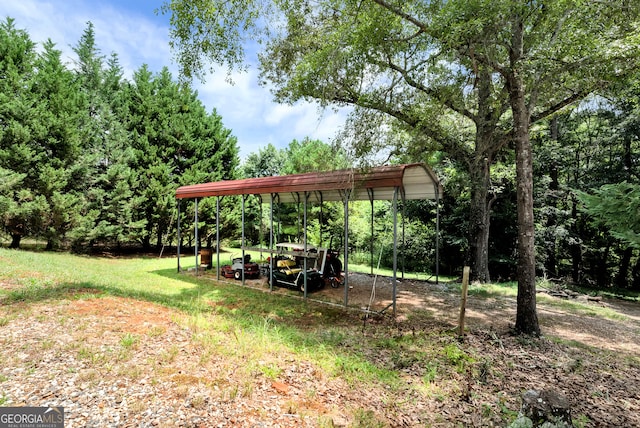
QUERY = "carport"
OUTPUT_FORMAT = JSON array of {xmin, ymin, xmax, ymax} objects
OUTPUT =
[{"xmin": 175, "ymin": 163, "xmax": 442, "ymax": 315}]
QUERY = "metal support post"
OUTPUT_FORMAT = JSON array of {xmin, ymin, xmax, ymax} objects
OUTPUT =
[
  {"xmin": 435, "ymin": 184, "xmax": 441, "ymax": 284},
  {"xmin": 343, "ymin": 190, "xmax": 350, "ymax": 307},
  {"xmin": 368, "ymin": 189, "xmax": 374, "ymax": 275},
  {"xmin": 241, "ymin": 195, "xmax": 246, "ymax": 284},
  {"xmin": 402, "ymin": 197, "xmax": 406, "ymax": 280},
  {"xmin": 392, "ymin": 187, "xmax": 398, "ymax": 316},
  {"xmin": 303, "ymin": 192, "xmax": 309, "ymax": 298},
  {"xmin": 194, "ymin": 198, "xmax": 199, "ymax": 275},
  {"xmin": 269, "ymin": 194, "xmax": 275, "ymax": 291},
  {"xmin": 177, "ymin": 199, "xmax": 181, "ymax": 273},
  {"xmin": 216, "ymin": 196, "xmax": 220, "ymax": 280}
]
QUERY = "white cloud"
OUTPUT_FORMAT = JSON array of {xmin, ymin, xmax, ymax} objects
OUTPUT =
[
  {"xmin": 195, "ymin": 67, "xmax": 350, "ymax": 159},
  {"xmin": 264, "ymin": 103, "xmax": 297, "ymax": 126},
  {"xmin": 197, "ymin": 68, "xmax": 268, "ymax": 120},
  {"xmin": 1, "ymin": 0, "xmax": 350, "ymax": 162},
  {"xmin": 89, "ymin": 7, "xmax": 173, "ymax": 78},
  {"xmin": 2, "ymin": 1, "xmax": 76, "ymax": 58},
  {"xmin": 2, "ymin": 0, "xmax": 171, "ymax": 77}
]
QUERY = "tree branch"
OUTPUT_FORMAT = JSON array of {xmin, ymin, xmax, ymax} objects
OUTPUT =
[
  {"xmin": 369, "ymin": 0, "xmax": 427, "ymax": 32},
  {"xmin": 531, "ymin": 89, "xmax": 590, "ymax": 123}
]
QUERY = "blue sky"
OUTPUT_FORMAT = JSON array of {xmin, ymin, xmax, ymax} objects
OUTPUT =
[{"xmin": 1, "ymin": 0, "xmax": 349, "ymax": 161}]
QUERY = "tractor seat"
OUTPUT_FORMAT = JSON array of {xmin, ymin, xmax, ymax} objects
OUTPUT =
[{"xmin": 277, "ymin": 259, "xmax": 297, "ymax": 268}]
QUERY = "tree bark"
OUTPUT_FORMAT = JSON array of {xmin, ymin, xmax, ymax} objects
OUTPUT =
[
  {"xmin": 544, "ymin": 117, "xmax": 559, "ymax": 277},
  {"xmin": 155, "ymin": 225, "xmax": 164, "ymax": 251},
  {"xmin": 595, "ymin": 243, "xmax": 610, "ymax": 288},
  {"xmin": 142, "ymin": 235, "xmax": 151, "ymax": 251},
  {"xmin": 469, "ymin": 155, "xmax": 492, "ymax": 283},
  {"xmin": 616, "ymin": 247, "xmax": 632, "ymax": 288},
  {"xmin": 570, "ymin": 196, "xmax": 582, "ymax": 283},
  {"xmin": 10, "ymin": 234, "xmax": 22, "ymax": 249},
  {"xmin": 512, "ymin": 97, "xmax": 540, "ymax": 335},
  {"xmin": 467, "ymin": 67, "xmax": 501, "ymax": 283},
  {"xmin": 632, "ymin": 254, "xmax": 640, "ymax": 291},
  {"xmin": 508, "ymin": 16, "xmax": 540, "ymax": 336}
]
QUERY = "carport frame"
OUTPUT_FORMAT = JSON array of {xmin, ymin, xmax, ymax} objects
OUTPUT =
[{"xmin": 175, "ymin": 163, "xmax": 442, "ymax": 315}]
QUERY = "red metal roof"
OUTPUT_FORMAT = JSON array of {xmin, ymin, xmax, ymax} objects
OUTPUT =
[{"xmin": 175, "ymin": 163, "xmax": 442, "ymax": 203}]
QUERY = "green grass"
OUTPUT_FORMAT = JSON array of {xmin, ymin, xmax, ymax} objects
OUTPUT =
[
  {"xmin": 1, "ymin": 247, "xmax": 637, "ymax": 426},
  {"xmin": 0, "ymin": 248, "xmax": 393, "ymax": 385},
  {"xmin": 537, "ymin": 294, "xmax": 630, "ymax": 321},
  {"xmin": 0, "ymin": 247, "xmax": 450, "ymax": 395},
  {"xmin": 120, "ymin": 333, "xmax": 139, "ymax": 349},
  {"xmin": 347, "ymin": 261, "xmax": 454, "ymax": 282}
]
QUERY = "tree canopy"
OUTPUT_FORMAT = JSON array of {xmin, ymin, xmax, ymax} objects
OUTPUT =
[
  {"xmin": 0, "ymin": 18, "xmax": 239, "ymax": 251},
  {"xmin": 2, "ymin": 9, "xmax": 640, "ymax": 339},
  {"xmin": 161, "ymin": 0, "xmax": 640, "ymax": 335}
]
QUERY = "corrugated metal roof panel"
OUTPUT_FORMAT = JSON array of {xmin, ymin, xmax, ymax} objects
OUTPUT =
[{"xmin": 175, "ymin": 163, "xmax": 442, "ymax": 202}]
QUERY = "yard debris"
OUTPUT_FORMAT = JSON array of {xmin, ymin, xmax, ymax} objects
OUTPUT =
[{"xmin": 517, "ymin": 389, "xmax": 572, "ymax": 427}]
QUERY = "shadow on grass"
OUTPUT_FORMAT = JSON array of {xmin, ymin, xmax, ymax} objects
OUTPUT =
[
  {"xmin": 1, "ymin": 266, "xmax": 354, "ymax": 330},
  {"xmin": 1, "ymin": 277, "xmax": 215, "ymax": 314},
  {"xmin": 0, "ymin": 265, "xmax": 494, "ymax": 388}
]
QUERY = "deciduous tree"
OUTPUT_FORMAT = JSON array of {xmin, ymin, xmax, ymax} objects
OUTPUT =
[{"xmin": 162, "ymin": 0, "xmax": 640, "ymax": 335}]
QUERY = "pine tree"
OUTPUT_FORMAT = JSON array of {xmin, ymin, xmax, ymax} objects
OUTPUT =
[
  {"xmin": 0, "ymin": 18, "xmax": 42, "ymax": 248},
  {"xmin": 69, "ymin": 22, "xmax": 144, "ymax": 250}
]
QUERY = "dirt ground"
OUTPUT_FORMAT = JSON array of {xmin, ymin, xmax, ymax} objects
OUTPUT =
[
  {"xmin": 2, "ymin": 270, "xmax": 639, "ymax": 427},
  {"xmin": 242, "ymin": 271, "xmax": 640, "ymax": 356},
  {"xmin": 232, "ymin": 271, "xmax": 640, "ymax": 426}
]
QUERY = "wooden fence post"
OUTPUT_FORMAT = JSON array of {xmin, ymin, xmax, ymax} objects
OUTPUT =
[{"xmin": 458, "ymin": 266, "xmax": 471, "ymax": 337}]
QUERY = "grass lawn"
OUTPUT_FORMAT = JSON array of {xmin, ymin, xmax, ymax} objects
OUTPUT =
[{"xmin": 1, "ymin": 247, "xmax": 638, "ymax": 427}]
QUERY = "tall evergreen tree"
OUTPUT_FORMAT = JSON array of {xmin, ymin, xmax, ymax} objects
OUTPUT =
[
  {"xmin": 0, "ymin": 18, "xmax": 42, "ymax": 248},
  {"xmin": 121, "ymin": 65, "xmax": 239, "ymax": 250},
  {"xmin": 69, "ymin": 23, "xmax": 144, "ymax": 250},
  {"xmin": 30, "ymin": 39, "xmax": 85, "ymax": 249}
]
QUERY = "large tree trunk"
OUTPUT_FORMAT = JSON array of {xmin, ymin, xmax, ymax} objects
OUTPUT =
[
  {"xmin": 10, "ymin": 234, "xmax": 22, "ymax": 249},
  {"xmin": 468, "ymin": 155, "xmax": 492, "ymax": 283},
  {"xmin": 467, "ymin": 67, "xmax": 500, "ymax": 283},
  {"xmin": 512, "ymin": 96, "xmax": 540, "ymax": 335},
  {"xmin": 508, "ymin": 17, "xmax": 540, "ymax": 336}
]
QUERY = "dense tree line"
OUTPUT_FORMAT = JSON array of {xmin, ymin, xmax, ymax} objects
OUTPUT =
[
  {"xmin": 163, "ymin": 0, "xmax": 640, "ymax": 335},
  {"xmin": 0, "ymin": 18, "xmax": 239, "ymax": 251},
  {"xmin": 430, "ymin": 97, "xmax": 640, "ymax": 291},
  {"xmin": 243, "ymin": 115, "xmax": 640, "ymax": 294},
  {"xmin": 535, "ymin": 94, "xmax": 640, "ymax": 291},
  {"xmin": 3, "ymin": 9, "xmax": 640, "ymax": 306}
]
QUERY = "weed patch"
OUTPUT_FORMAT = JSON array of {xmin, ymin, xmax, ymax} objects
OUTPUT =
[{"xmin": 1, "ymin": 248, "xmax": 638, "ymax": 427}]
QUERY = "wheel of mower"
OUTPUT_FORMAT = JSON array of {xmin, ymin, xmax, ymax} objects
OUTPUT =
[
  {"xmin": 234, "ymin": 270, "xmax": 242, "ymax": 280},
  {"xmin": 328, "ymin": 258, "xmax": 342, "ymax": 277},
  {"xmin": 330, "ymin": 277, "xmax": 340, "ymax": 288}
]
